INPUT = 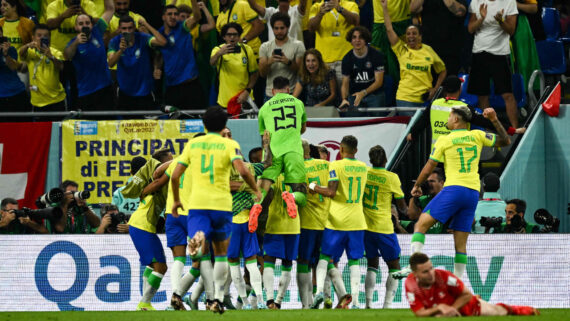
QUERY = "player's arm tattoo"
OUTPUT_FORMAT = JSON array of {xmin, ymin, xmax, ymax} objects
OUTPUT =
[
  {"xmin": 444, "ymin": 0, "xmax": 466, "ymax": 17},
  {"xmin": 491, "ymin": 119, "xmax": 511, "ymax": 147}
]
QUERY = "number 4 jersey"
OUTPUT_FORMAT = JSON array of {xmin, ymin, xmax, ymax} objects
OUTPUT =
[
  {"xmin": 326, "ymin": 158, "xmax": 368, "ymax": 231},
  {"xmin": 430, "ymin": 129, "xmax": 496, "ymax": 192},
  {"xmin": 178, "ymin": 133, "xmax": 244, "ymax": 212},
  {"xmin": 258, "ymin": 92, "xmax": 307, "ymax": 158}
]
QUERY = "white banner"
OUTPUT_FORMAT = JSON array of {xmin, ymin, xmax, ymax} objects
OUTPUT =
[
  {"xmin": 0, "ymin": 234, "xmax": 568, "ymax": 311},
  {"xmin": 303, "ymin": 118, "xmax": 409, "ymax": 165}
]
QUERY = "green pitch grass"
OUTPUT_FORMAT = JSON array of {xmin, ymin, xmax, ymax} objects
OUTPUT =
[{"xmin": 0, "ymin": 309, "xmax": 568, "ymax": 321}]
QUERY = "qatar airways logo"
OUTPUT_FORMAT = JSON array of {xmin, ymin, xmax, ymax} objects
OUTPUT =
[{"xmin": 319, "ymin": 140, "xmax": 343, "ymax": 161}]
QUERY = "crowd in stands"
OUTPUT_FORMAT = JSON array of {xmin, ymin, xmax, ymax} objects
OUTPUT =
[{"xmin": 1, "ymin": 0, "xmax": 567, "ymax": 124}]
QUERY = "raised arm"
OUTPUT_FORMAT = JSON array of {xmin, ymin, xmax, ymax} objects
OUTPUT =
[
  {"xmin": 47, "ymin": 5, "xmax": 82, "ymax": 30},
  {"xmin": 411, "ymin": 159, "xmax": 438, "ymax": 197},
  {"xmin": 410, "ymin": 0, "xmax": 424, "ymax": 14},
  {"xmin": 101, "ymin": 0, "xmax": 115, "ymax": 24},
  {"xmin": 141, "ymin": 17, "xmax": 167, "ymax": 47},
  {"xmin": 483, "ymin": 108, "xmax": 511, "ymax": 147},
  {"xmin": 247, "ymin": 0, "xmax": 266, "ymax": 17},
  {"xmin": 185, "ymin": 0, "xmax": 202, "ymax": 31},
  {"xmin": 298, "ymin": 0, "xmax": 308, "ymax": 16},
  {"xmin": 443, "ymin": 0, "xmax": 466, "ymax": 17},
  {"xmin": 198, "ymin": 2, "xmax": 216, "ymax": 33},
  {"xmin": 380, "ymin": 0, "xmax": 399, "ymax": 46},
  {"xmin": 242, "ymin": 18, "xmax": 264, "ymax": 43}
]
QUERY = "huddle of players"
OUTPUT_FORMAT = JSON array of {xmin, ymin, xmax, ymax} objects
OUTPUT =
[{"xmin": 127, "ymin": 78, "xmax": 538, "ymax": 315}]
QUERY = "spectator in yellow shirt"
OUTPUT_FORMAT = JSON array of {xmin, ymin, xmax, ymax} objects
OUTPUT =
[
  {"xmin": 19, "ymin": 24, "xmax": 66, "ymax": 112},
  {"xmin": 216, "ymin": 0, "xmax": 264, "ymax": 56},
  {"xmin": 381, "ymin": 0, "xmax": 446, "ymax": 113}
]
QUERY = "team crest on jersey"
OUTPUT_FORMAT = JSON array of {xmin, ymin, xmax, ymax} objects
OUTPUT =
[
  {"xmin": 365, "ymin": 61, "xmax": 372, "ymax": 68},
  {"xmin": 242, "ymin": 57, "xmax": 247, "ymax": 64},
  {"xmin": 329, "ymin": 170, "xmax": 337, "ymax": 178},
  {"xmin": 447, "ymin": 276, "xmax": 458, "ymax": 287},
  {"xmin": 232, "ymin": 13, "xmax": 238, "ymax": 20},
  {"xmin": 485, "ymin": 133, "xmax": 493, "ymax": 141},
  {"xmin": 235, "ymin": 148, "xmax": 242, "ymax": 156},
  {"xmin": 425, "ymin": 57, "xmax": 431, "ymax": 61}
]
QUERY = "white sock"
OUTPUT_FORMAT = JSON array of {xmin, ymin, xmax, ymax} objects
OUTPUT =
[
  {"xmin": 349, "ymin": 264, "xmax": 361, "ymax": 305},
  {"xmin": 170, "ymin": 259, "xmax": 185, "ymax": 296},
  {"xmin": 454, "ymin": 263, "xmax": 466, "ymax": 279},
  {"xmin": 384, "ymin": 273, "xmax": 398, "ymax": 308},
  {"xmin": 224, "ymin": 270, "xmax": 232, "ymax": 296},
  {"xmin": 191, "ymin": 277, "xmax": 204, "ymax": 304},
  {"xmin": 324, "ymin": 273, "xmax": 332, "ymax": 299},
  {"xmin": 230, "ymin": 263, "xmax": 249, "ymax": 304},
  {"xmin": 200, "ymin": 258, "xmax": 214, "ymax": 300},
  {"xmin": 307, "ymin": 279, "xmax": 314, "ymax": 305},
  {"xmin": 411, "ymin": 241, "xmax": 424, "ymax": 254},
  {"xmin": 275, "ymin": 268, "xmax": 291, "ymax": 304},
  {"xmin": 365, "ymin": 268, "xmax": 378, "ymax": 308},
  {"xmin": 142, "ymin": 272, "xmax": 163, "ymax": 303},
  {"xmin": 246, "ymin": 260, "xmax": 263, "ymax": 305},
  {"xmin": 177, "ymin": 267, "xmax": 200, "ymax": 296},
  {"xmin": 213, "ymin": 257, "xmax": 229, "ymax": 301},
  {"xmin": 315, "ymin": 259, "xmax": 328, "ymax": 294},
  {"xmin": 296, "ymin": 271, "xmax": 311, "ymax": 308},
  {"xmin": 328, "ymin": 267, "xmax": 346, "ymax": 298},
  {"xmin": 263, "ymin": 264, "xmax": 275, "ymax": 301}
]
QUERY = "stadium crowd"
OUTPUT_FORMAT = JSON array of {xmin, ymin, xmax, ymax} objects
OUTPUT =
[{"xmin": 0, "ymin": 0, "xmax": 568, "ymax": 127}]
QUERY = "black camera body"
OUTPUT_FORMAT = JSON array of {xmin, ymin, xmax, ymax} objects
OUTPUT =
[
  {"xmin": 480, "ymin": 216, "xmax": 503, "ymax": 229},
  {"xmin": 40, "ymin": 37, "xmax": 50, "ymax": 48},
  {"xmin": 36, "ymin": 188, "xmax": 65, "ymax": 208},
  {"xmin": 534, "ymin": 209, "xmax": 560, "ymax": 233},
  {"xmin": 12, "ymin": 207, "xmax": 63, "ymax": 221},
  {"xmin": 110, "ymin": 211, "xmax": 126, "ymax": 227}
]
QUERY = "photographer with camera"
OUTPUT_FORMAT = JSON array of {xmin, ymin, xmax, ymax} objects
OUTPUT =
[
  {"xmin": 97, "ymin": 204, "xmax": 129, "ymax": 234},
  {"xmin": 49, "ymin": 180, "xmax": 101, "ymax": 234},
  {"xmin": 493, "ymin": 199, "xmax": 539, "ymax": 234},
  {"xmin": 401, "ymin": 167, "xmax": 446, "ymax": 234},
  {"xmin": 0, "ymin": 198, "xmax": 49, "ymax": 234}
]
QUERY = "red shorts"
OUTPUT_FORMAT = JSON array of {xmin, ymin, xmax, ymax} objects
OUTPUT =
[{"xmin": 460, "ymin": 296, "xmax": 481, "ymax": 316}]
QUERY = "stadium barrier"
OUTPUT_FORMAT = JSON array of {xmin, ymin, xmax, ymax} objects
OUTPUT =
[{"xmin": 1, "ymin": 234, "xmax": 568, "ymax": 311}]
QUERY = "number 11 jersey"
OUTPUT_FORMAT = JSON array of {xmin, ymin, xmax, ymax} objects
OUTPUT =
[
  {"xmin": 258, "ymin": 92, "xmax": 307, "ymax": 158},
  {"xmin": 178, "ymin": 133, "xmax": 243, "ymax": 212},
  {"xmin": 430, "ymin": 129, "xmax": 496, "ymax": 192},
  {"xmin": 326, "ymin": 158, "xmax": 368, "ymax": 231}
]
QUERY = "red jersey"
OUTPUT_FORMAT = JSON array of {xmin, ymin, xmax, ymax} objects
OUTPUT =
[{"xmin": 405, "ymin": 269, "xmax": 480, "ymax": 316}]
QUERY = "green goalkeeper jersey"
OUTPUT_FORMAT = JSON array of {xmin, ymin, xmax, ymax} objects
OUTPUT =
[{"xmin": 258, "ymin": 92, "xmax": 307, "ymax": 158}]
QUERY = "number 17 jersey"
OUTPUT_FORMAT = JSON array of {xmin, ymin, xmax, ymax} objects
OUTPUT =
[
  {"xmin": 178, "ymin": 133, "xmax": 243, "ymax": 212},
  {"xmin": 258, "ymin": 92, "xmax": 307, "ymax": 158},
  {"xmin": 326, "ymin": 158, "xmax": 368, "ymax": 231},
  {"xmin": 430, "ymin": 129, "xmax": 496, "ymax": 192}
]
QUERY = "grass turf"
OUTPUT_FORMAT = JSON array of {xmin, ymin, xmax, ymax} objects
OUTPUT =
[{"xmin": 0, "ymin": 309, "xmax": 568, "ymax": 321}]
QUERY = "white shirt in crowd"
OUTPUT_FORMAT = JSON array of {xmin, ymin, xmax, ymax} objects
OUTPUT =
[{"xmin": 469, "ymin": 0, "xmax": 518, "ymax": 56}]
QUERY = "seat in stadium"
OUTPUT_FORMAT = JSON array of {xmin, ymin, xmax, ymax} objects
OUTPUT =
[
  {"xmin": 489, "ymin": 74, "xmax": 527, "ymax": 110},
  {"xmin": 458, "ymin": 73, "xmax": 479, "ymax": 107},
  {"xmin": 535, "ymin": 39, "xmax": 567, "ymax": 75},
  {"xmin": 542, "ymin": 7, "xmax": 561, "ymax": 40}
]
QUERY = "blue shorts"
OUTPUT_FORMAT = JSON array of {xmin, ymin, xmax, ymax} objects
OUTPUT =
[
  {"xmin": 298, "ymin": 229, "xmax": 323, "ymax": 265},
  {"xmin": 321, "ymin": 229, "xmax": 364, "ymax": 260},
  {"xmin": 165, "ymin": 214, "xmax": 188, "ymax": 248},
  {"xmin": 423, "ymin": 186, "xmax": 479, "ymax": 232},
  {"xmin": 187, "ymin": 209, "xmax": 232, "ymax": 242},
  {"xmin": 129, "ymin": 226, "xmax": 166, "ymax": 265},
  {"xmin": 263, "ymin": 233, "xmax": 300, "ymax": 261},
  {"xmin": 227, "ymin": 222, "xmax": 260, "ymax": 259},
  {"xmin": 364, "ymin": 231, "xmax": 401, "ymax": 261}
]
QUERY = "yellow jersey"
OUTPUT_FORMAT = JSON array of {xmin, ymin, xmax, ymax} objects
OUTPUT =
[
  {"xmin": 2, "ymin": 20, "xmax": 24, "ymax": 57},
  {"xmin": 39, "ymin": 0, "xmax": 57, "ymax": 24},
  {"xmin": 24, "ymin": 47, "xmax": 66, "ymax": 107},
  {"xmin": 266, "ymin": 175, "xmax": 301, "ymax": 234},
  {"xmin": 392, "ymin": 40, "xmax": 446, "ymax": 103},
  {"xmin": 325, "ymin": 158, "xmax": 368, "ymax": 231},
  {"xmin": 216, "ymin": 0, "xmax": 261, "ymax": 55},
  {"xmin": 178, "ymin": 133, "xmax": 243, "ymax": 212},
  {"xmin": 165, "ymin": 157, "xmax": 192, "ymax": 216},
  {"xmin": 167, "ymin": 0, "xmax": 220, "ymax": 15},
  {"xmin": 46, "ymin": 0, "xmax": 99, "ymax": 53},
  {"xmin": 363, "ymin": 167, "xmax": 404, "ymax": 234},
  {"xmin": 300, "ymin": 158, "xmax": 330, "ymax": 230},
  {"xmin": 211, "ymin": 43, "xmax": 257, "ymax": 107},
  {"xmin": 373, "ymin": 0, "xmax": 411, "ymax": 23},
  {"xmin": 231, "ymin": 163, "xmax": 258, "ymax": 224},
  {"xmin": 91, "ymin": 0, "xmax": 105, "ymax": 17},
  {"xmin": 128, "ymin": 194, "xmax": 160, "ymax": 233},
  {"xmin": 430, "ymin": 129, "xmax": 496, "ymax": 192},
  {"xmin": 309, "ymin": 0, "xmax": 359, "ymax": 63},
  {"xmin": 108, "ymin": 12, "xmax": 143, "ymax": 35}
]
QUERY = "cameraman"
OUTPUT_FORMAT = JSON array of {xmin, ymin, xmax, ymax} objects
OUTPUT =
[
  {"xmin": 494, "ymin": 199, "xmax": 539, "ymax": 234},
  {"xmin": 50, "ymin": 180, "xmax": 101, "ymax": 234},
  {"xmin": 401, "ymin": 168, "xmax": 447, "ymax": 234},
  {"xmin": 473, "ymin": 173, "xmax": 506, "ymax": 233},
  {"xmin": 97, "ymin": 204, "xmax": 129, "ymax": 234},
  {"xmin": 0, "ymin": 198, "xmax": 49, "ymax": 234}
]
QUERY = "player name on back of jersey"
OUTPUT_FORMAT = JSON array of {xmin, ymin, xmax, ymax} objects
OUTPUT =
[
  {"xmin": 344, "ymin": 165, "xmax": 367, "ymax": 173},
  {"xmin": 451, "ymin": 134, "xmax": 477, "ymax": 145},
  {"xmin": 367, "ymin": 173, "xmax": 386, "ymax": 184},
  {"xmin": 268, "ymin": 97, "xmax": 296, "ymax": 106},
  {"xmin": 190, "ymin": 142, "xmax": 227, "ymax": 150},
  {"xmin": 306, "ymin": 163, "xmax": 328, "ymax": 173}
]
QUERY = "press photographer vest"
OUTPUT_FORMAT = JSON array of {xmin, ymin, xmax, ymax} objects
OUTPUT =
[{"xmin": 430, "ymin": 98, "xmax": 470, "ymax": 150}]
